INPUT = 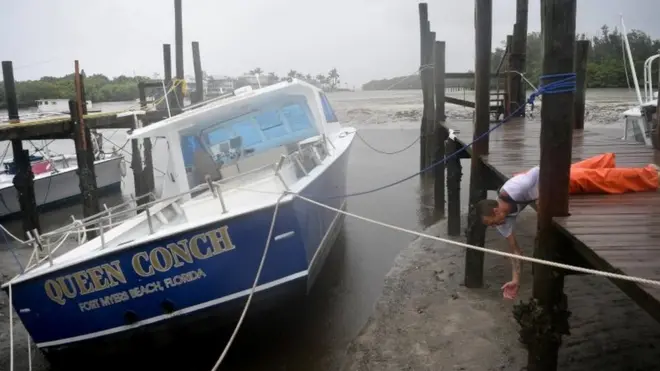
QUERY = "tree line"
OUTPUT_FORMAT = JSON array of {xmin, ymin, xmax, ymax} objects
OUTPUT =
[
  {"xmin": 0, "ymin": 67, "xmax": 343, "ymax": 109},
  {"xmin": 362, "ymin": 25, "xmax": 660, "ymax": 90}
]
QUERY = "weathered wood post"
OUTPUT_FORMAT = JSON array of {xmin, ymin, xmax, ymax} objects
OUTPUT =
[
  {"xmin": 520, "ymin": 1, "xmax": 576, "ymax": 369},
  {"xmin": 434, "ymin": 41, "xmax": 448, "ymax": 217},
  {"xmin": 2, "ymin": 61, "xmax": 40, "ymax": 237},
  {"xmin": 174, "ymin": 0, "xmax": 184, "ymax": 104},
  {"xmin": 510, "ymin": 0, "xmax": 529, "ymax": 116},
  {"xmin": 418, "ymin": 3, "xmax": 430, "ymax": 172},
  {"xmin": 137, "ymin": 84, "xmax": 155, "ymax": 201},
  {"xmin": 464, "ymin": 0, "xmax": 492, "ymax": 288},
  {"xmin": 71, "ymin": 61, "xmax": 101, "ymax": 236},
  {"xmin": 192, "ymin": 41, "xmax": 204, "ymax": 104},
  {"xmin": 423, "ymin": 32, "xmax": 437, "ymax": 182},
  {"xmin": 573, "ymin": 40, "xmax": 590, "ymax": 130},
  {"xmin": 446, "ymin": 137, "xmax": 462, "ymax": 236},
  {"xmin": 656, "ymin": 70, "xmax": 660, "ymax": 149},
  {"xmin": 161, "ymin": 43, "xmax": 173, "ymax": 111},
  {"xmin": 505, "ymin": 35, "xmax": 513, "ymax": 117}
]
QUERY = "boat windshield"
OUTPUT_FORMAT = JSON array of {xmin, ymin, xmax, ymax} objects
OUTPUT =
[{"xmin": 178, "ymin": 94, "xmax": 319, "ymax": 189}]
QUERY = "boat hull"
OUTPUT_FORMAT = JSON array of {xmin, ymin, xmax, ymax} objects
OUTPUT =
[
  {"xmin": 6, "ymin": 136, "xmax": 352, "ymax": 365},
  {"xmin": 0, "ymin": 156, "xmax": 123, "ymax": 219}
]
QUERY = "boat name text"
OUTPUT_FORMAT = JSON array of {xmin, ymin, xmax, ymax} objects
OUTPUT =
[{"xmin": 43, "ymin": 226, "xmax": 235, "ymax": 306}]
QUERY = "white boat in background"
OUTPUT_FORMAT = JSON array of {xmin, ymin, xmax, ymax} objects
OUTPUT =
[
  {"xmin": 620, "ymin": 16, "xmax": 659, "ymax": 147},
  {"xmin": 0, "ymin": 140, "xmax": 123, "ymax": 219},
  {"xmin": 36, "ymin": 99, "xmax": 100, "ymax": 114}
]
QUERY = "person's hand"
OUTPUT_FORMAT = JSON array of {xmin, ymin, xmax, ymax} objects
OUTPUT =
[{"xmin": 501, "ymin": 280, "xmax": 519, "ymax": 300}]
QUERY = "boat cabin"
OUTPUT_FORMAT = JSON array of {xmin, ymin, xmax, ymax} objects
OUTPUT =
[{"xmin": 129, "ymin": 79, "xmax": 341, "ymax": 197}]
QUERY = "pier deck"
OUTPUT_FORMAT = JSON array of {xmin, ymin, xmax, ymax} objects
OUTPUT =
[{"xmin": 446, "ymin": 118, "xmax": 660, "ymax": 323}]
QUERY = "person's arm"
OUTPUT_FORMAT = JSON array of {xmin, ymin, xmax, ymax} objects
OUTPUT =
[{"xmin": 505, "ymin": 232, "xmax": 523, "ymax": 283}]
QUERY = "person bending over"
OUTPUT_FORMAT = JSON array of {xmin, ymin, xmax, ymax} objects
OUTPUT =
[{"xmin": 476, "ymin": 153, "xmax": 660, "ymax": 300}]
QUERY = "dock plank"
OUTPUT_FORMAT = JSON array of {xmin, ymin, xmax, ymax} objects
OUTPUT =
[{"xmin": 446, "ymin": 118, "xmax": 660, "ymax": 323}]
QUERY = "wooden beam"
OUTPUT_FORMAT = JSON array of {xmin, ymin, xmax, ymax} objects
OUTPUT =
[
  {"xmin": 192, "ymin": 41, "xmax": 204, "ymax": 104},
  {"xmin": 526, "ymin": 0, "xmax": 576, "ymax": 370},
  {"xmin": 2, "ymin": 61, "xmax": 40, "ymax": 237},
  {"xmin": 434, "ymin": 41, "xmax": 448, "ymax": 217},
  {"xmin": 174, "ymin": 0, "xmax": 184, "ymax": 103},
  {"xmin": 512, "ymin": 0, "xmax": 529, "ymax": 115},
  {"xmin": 446, "ymin": 138, "xmax": 462, "ymax": 236},
  {"xmin": 573, "ymin": 40, "xmax": 590, "ymax": 130},
  {"xmin": 464, "ymin": 0, "xmax": 491, "ymax": 288}
]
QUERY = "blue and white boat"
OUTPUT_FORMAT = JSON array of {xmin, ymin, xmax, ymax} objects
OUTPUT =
[{"xmin": 1, "ymin": 78, "xmax": 355, "ymax": 365}]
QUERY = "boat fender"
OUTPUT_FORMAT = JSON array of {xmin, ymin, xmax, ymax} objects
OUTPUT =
[{"xmin": 119, "ymin": 160, "xmax": 127, "ymax": 177}]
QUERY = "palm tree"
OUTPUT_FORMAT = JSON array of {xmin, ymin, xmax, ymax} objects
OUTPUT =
[
  {"xmin": 305, "ymin": 74, "xmax": 312, "ymax": 81},
  {"xmin": 287, "ymin": 70, "xmax": 298, "ymax": 78},
  {"xmin": 249, "ymin": 67, "xmax": 263, "ymax": 75},
  {"xmin": 267, "ymin": 72, "xmax": 278, "ymax": 84},
  {"xmin": 315, "ymin": 74, "xmax": 327, "ymax": 86},
  {"xmin": 328, "ymin": 68, "xmax": 340, "ymax": 90}
]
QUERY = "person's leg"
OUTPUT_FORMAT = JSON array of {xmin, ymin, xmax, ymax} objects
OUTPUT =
[
  {"xmin": 571, "ymin": 153, "xmax": 616, "ymax": 169},
  {"xmin": 568, "ymin": 164, "xmax": 659, "ymax": 194}
]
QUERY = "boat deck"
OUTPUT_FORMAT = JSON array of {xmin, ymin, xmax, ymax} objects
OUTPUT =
[{"xmin": 446, "ymin": 118, "xmax": 660, "ymax": 322}]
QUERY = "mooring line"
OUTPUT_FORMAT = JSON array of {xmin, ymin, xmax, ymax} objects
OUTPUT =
[
  {"xmin": 292, "ymin": 193, "xmax": 660, "ymax": 287},
  {"xmin": 355, "ymin": 130, "xmax": 420, "ymax": 155}
]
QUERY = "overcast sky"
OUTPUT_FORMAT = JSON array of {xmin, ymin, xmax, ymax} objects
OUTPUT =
[{"xmin": 1, "ymin": 0, "xmax": 658, "ymax": 88}]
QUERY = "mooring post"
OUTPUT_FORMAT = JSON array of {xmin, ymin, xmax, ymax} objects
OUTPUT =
[
  {"xmin": 418, "ymin": 3, "xmax": 430, "ymax": 172},
  {"xmin": 520, "ymin": 1, "xmax": 576, "ymax": 370},
  {"xmin": 192, "ymin": 41, "xmax": 204, "ymax": 104},
  {"xmin": 446, "ymin": 138, "xmax": 462, "ymax": 236},
  {"xmin": 434, "ymin": 41, "xmax": 448, "ymax": 217},
  {"xmin": 2, "ymin": 61, "xmax": 40, "ymax": 237},
  {"xmin": 137, "ymin": 83, "xmax": 155, "ymax": 200},
  {"xmin": 505, "ymin": 35, "xmax": 513, "ymax": 117},
  {"xmin": 573, "ymin": 40, "xmax": 590, "ymax": 130},
  {"xmin": 423, "ymin": 32, "xmax": 437, "ymax": 182},
  {"xmin": 656, "ymin": 70, "xmax": 660, "ymax": 150},
  {"xmin": 464, "ymin": 0, "xmax": 492, "ymax": 288},
  {"xmin": 174, "ymin": 0, "xmax": 184, "ymax": 105},
  {"xmin": 72, "ymin": 61, "xmax": 101, "ymax": 228},
  {"xmin": 161, "ymin": 43, "xmax": 173, "ymax": 111},
  {"xmin": 512, "ymin": 0, "xmax": 529, "ymax": 116}
]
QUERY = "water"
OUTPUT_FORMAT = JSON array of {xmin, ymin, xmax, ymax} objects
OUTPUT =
[{"xmin": 0, "ymin": 88, "xmax": 637, "ymax": 370}]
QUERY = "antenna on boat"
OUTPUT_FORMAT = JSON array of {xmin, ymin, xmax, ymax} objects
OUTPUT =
[{"xmin": 620, "ymin": 14, "xmax": 644, "ymax": 105}]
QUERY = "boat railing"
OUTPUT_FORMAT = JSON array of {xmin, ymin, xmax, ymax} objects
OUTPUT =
[{"xmin": 17, "ymin": 134, "xmax": 332, "ymax": 274}]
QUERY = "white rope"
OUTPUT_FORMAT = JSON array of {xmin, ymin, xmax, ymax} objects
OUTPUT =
[
  {"xmin": 209, "ymin": 194, "xmax": 286, "ymax": 371},
  {"xmin": 8, "ymin": 282, "xmax": 13, "ymax": 371},
  {"xmin": 290, "ymin": 193, "xmax": 660, "ymax": 288}
]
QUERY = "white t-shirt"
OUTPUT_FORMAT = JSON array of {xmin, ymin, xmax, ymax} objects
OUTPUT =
[{"xmin": 495, "ymin": 166, "xmax": 540, "ymax": 238}]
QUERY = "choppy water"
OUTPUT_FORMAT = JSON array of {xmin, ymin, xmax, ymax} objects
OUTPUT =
[{"xmin": 0, "ymin": 88, "xmax": 639, "ymax": 370}]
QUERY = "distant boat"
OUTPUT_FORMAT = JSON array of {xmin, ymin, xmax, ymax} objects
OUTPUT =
[
  {"xmin": 1, "ymin": 78, "xmax": 355, "ymax": 366},
  {"xmin": 0, "ymin": 144, "xmax": 123, "ymax": 219},
  {"xmin": 620, "ymin": 16, "xmax": 659, "ymax": 147},
  {"xmin": 36, "ymin": 99, "xmax": 101, "ymax": 114}
]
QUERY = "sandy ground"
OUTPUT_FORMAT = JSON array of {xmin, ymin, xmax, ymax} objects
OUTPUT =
[{"xmin": 341, "ymin": 210, "xmax": 660, "ymax": 371}]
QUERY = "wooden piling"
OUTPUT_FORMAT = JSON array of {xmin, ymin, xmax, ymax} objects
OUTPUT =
[
  {"xmin": 446, "ymin": 138, "xmax": 462, "ymax": 236},
  {"xmin": 423, "ymin": 32, "xmax": 437, "ymax": 181},
  {"xmin": 418, "ymin": 3, "xmax": 430, "ymax": 172},
  {"xmin": 137, "ymin": 84, "xmax": 155, "ymax": 200},
  {"xmin": 192, "ymin": 41, "xmax": 204, "ymax": 104},
  {"xmin": 2, "ymin": 61, "xmax": 40, "ymax": 237},
  {"xmin": 573, "ymin": 40, "xmax": 590, "ymax": 130},
  {"xmin": 526, "ymin": 1, "xmax": 576, "ymax": 369},
  {"xmin": 464, "ymin": 0, "xmax": 492, "ymax": 288},
  {"xmin": 511, "ymin": 0, "xmax": 529, "ymax": 116},
  {"xmin": 505, "ymin": 35, "xmax": 513, "ymax": 116},
  {"xmin": 174, "ymin": 0, "xmax": 184, "ymax": 104},
  {"xmin": 72, "ymin": 61, "xmax": 101, "ymax": 233},
  {"xmin": 656, "ymin": 70, "xmax": 660, "ymax": 150},
  {"xmin": 434, "ymin": 41, "xmax": 448, "ymax": 217}
]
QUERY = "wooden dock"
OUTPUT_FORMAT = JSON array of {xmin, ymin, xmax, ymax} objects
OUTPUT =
[{"xmin": 446, "ymin": 118, "xmax": 660, "ymax": 322}]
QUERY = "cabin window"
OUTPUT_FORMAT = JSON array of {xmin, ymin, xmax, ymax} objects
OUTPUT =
[
  {"xmin": 319, "ymin": 93, "xmax": 338, "ymax": 123},
  {"xmin": 179, "ymin": 98, "xmax": 317, "ymax": 174}
]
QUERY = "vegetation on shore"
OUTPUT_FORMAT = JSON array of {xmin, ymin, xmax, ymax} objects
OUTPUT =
[
  {"xmin": 0, "ymin": 68, "xmax": 342, "ymax": 108},
  {"xmin": 362, "ymin": 25, "xmax": 660, "ymax": 90}
]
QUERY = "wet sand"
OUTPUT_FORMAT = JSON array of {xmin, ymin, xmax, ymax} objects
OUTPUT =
[{"xmin": 341, "ymin": 210, "xmax": 660, "ymax": 371}]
